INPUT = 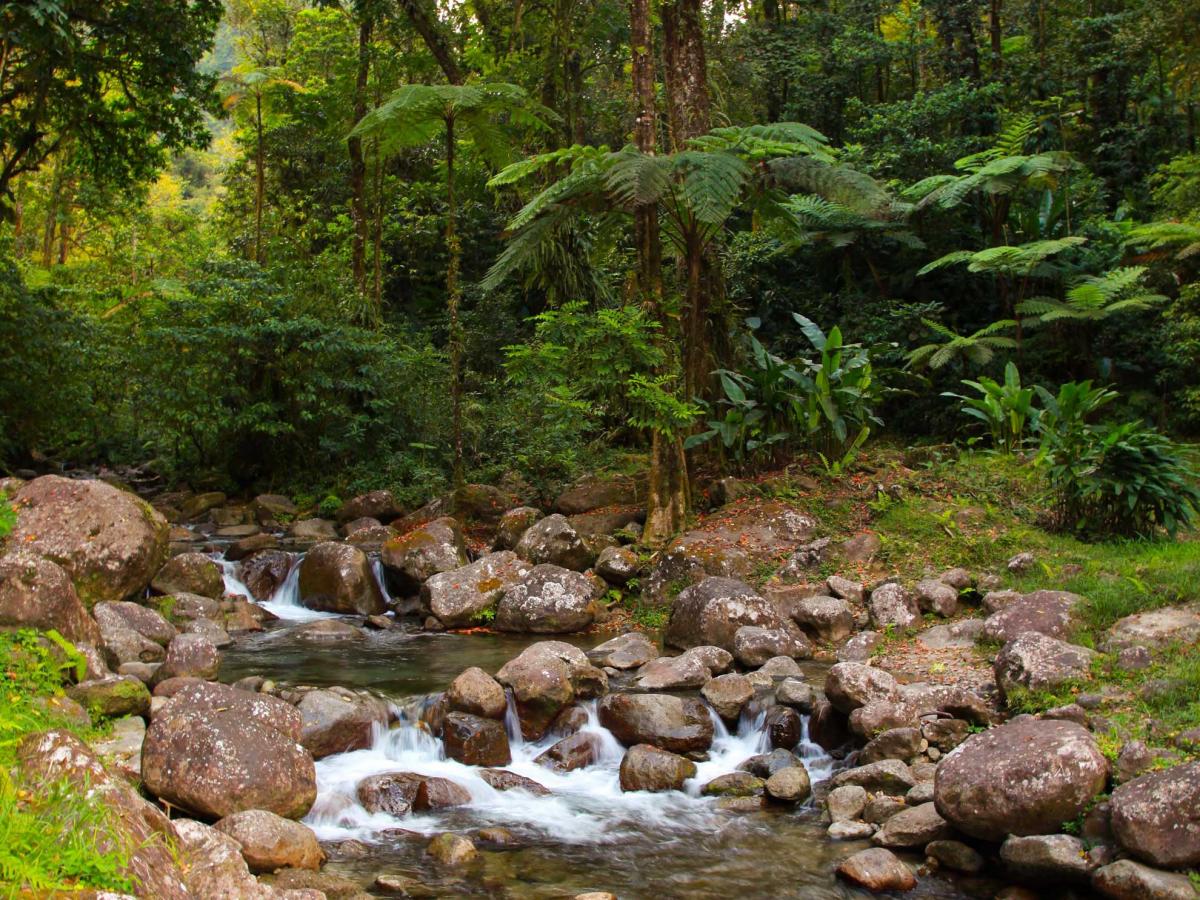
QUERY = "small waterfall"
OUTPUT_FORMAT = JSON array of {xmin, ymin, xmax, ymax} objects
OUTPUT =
[{"xmin": 216, "ymin": 554, "xmax": 336, "ymax": 623}]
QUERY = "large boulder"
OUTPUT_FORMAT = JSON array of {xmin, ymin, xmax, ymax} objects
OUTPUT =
[
  {"xmin": 151, "ymin": 552, "xmax": 223, "ymax": 599},
  {"xmin": 451, "ymin": 484, "xmax": 516, "ymax": 524},
  {"xmin": 155, "ymin": 632, "xmax": 220, "ymax": 682},
  {"xmin": 237, "ymin": 550, "xmax": 295, "ymax": 601},
  {"xmin": 296, "ymin": 542, "xmax": 385, "ymax": 616},
  {"xmin": 514, "ymin": 514, "xmax": 595, "ymax": 571},
  {"xmin": 618, "ymin": 744, "xmax": 696, "ymax": 792},
  {"xmin": 587, "ymin": 631, "xmax": 658, "ymax": 670},
  {"xmin": 644, "ymin": 501, "xmax": 818, "ymax": 603},
  {"xmin": 9, "ymin": 475, "xmax": 169, "ymax": 606},
  {"xmin": 296, "ymin": 688, "xmax": 390, "ymax": 759},
  {"xmin": 494, "ymin": 564, "xmax": 602, "ymax": 633},
  {"xmin": 1110, "ymin": 761, "xmax": 1200, "ymax": 869},
  {"xmin": 18, "ymin": 730, "xmax": 189, "ymax": 899},
  {"xmin": 787, "ymin": 594, "xmax": 855, "ymax": 643},
  {"xmin": 381, "ymin": 517, "xmax": 468, "ymax": 594},
  {"xmin": 934, "ymin": 718, "xmax": 1109, "ymax": 841},
  {"xmin": 868, "ymin": 583, "xmax": 920, "ymax": 630},
  {"xmin": 555, "ymin": 474, "xmax": 641, "ymax": 515},
  {"xmin": 982, "ymin": 590, "xmax": 1082, "ymax": 643},
  {"xmin": 824, "ymin": 662, "xmax": 900, "ymax": 714},
  {"xmin": 1000, "ymin": 833, "xmax": 1099, "ymax": 883},
  {"xmin": 252, "ymin": 493, "xmax": 297, "ymax": 524},
  {"xmin": 994, "ymin": 632, "xmax": 1096, "ymax": 698},
  {"xmin": 701, "ymin": 672, "xmax": 754, "ymax": 721},
  {"xmin": 0, "ymin": 551, "xmax": 102, "ymax": 643},
  {"xmin": 1106, "ymin": 607, "xmax": 1200, "ymax": 651},
  {"xmin": 872, "ymin": 802, "xmax": 951, "ymax": 848},
  {"xmin": 357, "ymin": 772, "xmax": 471, "ymax": 815},
  {"xmin": 336, "ymin": 490, "xmax": 400, "ymax": 523},
  {"xmin": 213, "ymin": 809, "xmax": 324, "ymax": 873},
  {"xmin": 423, "ymin": 551, "xmax": 531, "ymax": 628},
  {"xmin": 446, "ymin": 667, "xmax": 507, "ymax": 719},
  {"xmin": 732, "ymin": 625, "xmax": 812, "ymax": 667},
  {"xmin": 495, "ymin": 643, "xmax": 578, "ymax": 741},
  {"xmin": 634, "ymin": 653, "xmax": 711, "ymax": 691},
  {"xmin": 441, "ymin": 712, "xmax": 511, "ymax": 766},
  {"xmin": 142, "ymin": 705, "xmax": 317, "ymax": 819},
  {"xmin": 664, "ymin": 577, "xmax": 784, "ymax": 652},
  {"xmin": 597, "ymin": 693, "xmax": 713, "ymax": 753},
  {"xmin": 492, "ymin": 507, "xmax": 542, "ymax": 551},
  {"xmin": 68, "ymin": 674, "xmax": 151, "ymax": 719},
  {"xmin": 94, "ymin": 600, "xmax": 176, "ymax": 646},
  {"xmin": 163, "ymin": 682, "xmax": 303, "ymax": 740}
]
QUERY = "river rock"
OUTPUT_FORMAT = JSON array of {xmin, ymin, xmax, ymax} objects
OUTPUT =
[
  {"xmin": 1106, "ymin": 607, "xmax": 1200, "ymax": 651},
  {"xmin": 154, "ymin": 632, "xmax": 220, "ymax": 682},
  {"xmin": 838, "ymin": 631, "xmax": 882, "ymax": 661},
  {"xmin": 588, "ymin": 631, "xmax": 658, "ymax": 670},
  {"xmin": 478, "ymin": 768, "xmax": 552, "ymax": 795},
  {"xmin": 492, "ymin": 506, "xmax": 542, "ymax": 551},
  {"xmin": 164, "ymin": 681, "xmax": 302, "ymax": 739},
  {"xmin": 442, "ymin": 711, "xmax": 511, "ymax": 766},
  {"xmin": 495, "ymin": 564, "xmax": 601, "ymax": 633},
  {"xmin": 832, "ymin": 759, "xmax": 916, "ymax": 795},
  {"xmin": 17, "ymin": 729, "xmax": 189, "ymax": 898},
  {"xmin": 1110, "ymin": 761, "xmax": 1200, "ymax": 868},
  {"xmin": 764, "ymin": 705, "xmax": 802, "ymax": 749},
  {"xmin": 982, "ymin": 590, "xmax": 1082, "ymax": 642},
  {"xmin": 446, "ymin": 667, "xmax": 508, "ymax": 719},
  {"xmin": 184, "ymin": 616, "xmax": 231, "ymax": 648},
  {"xmin": 0, "ymin": 552, "xmax": 103, "ymax": 644},
  {"xmin": 238, "ymin": 550, "xmax": 294, "ymax": 601},
  {"xmin": 702, "ymin": 771, "xmax": 764, "ymax": 797},
  {"xmin": 994, "ymin": 632, "xmax": 1096, "ymax": 697},
  {"xmin": 765, "ymin": 766, "xmax": 811, "ymax": 802},
  {"xmin": 868, "ymin": 583, "xmax": 920, "ymax": 630},
  {"xmin": 926, "ymin": 840, "xmax": 984, "ymax": 874},
  {"xmin": 824, "ymin": 662, "xmax": 900, "ymax": 714},
  {"xmin": 873, "ymin": 802, "xmax": 951, "ymax": 849},
  {"xmin": 702, "ymin": 672, "xmax": 754, "ymax": 721},
  {"xmin": 252, "ymin": 493, "xmax": 296, "ymax": 524},
  {"xmin": 288, "ymin": 517, "xmax": 338, "ymax": 542},
  {"xmin": 381, "ymin": 517, "xmax": 468, "ymax": 594},
  {"xmin": 68, "ymin": 674, "xmax": 151, "ymax": 719},
  {"xmin": 860, "ymin": 726, "xmax": 923, "ymax": 764},
  {"xmin": 514, "ymin": 514, "xmax": 595, "ymax": 571},
  {"xmin": 598, "ymin": 693, "xmax": 713, "ymax": 752},
  {"xmin": 915, "ymin": 579, "xmax": 959, "ymax": 617},
  {"xmin": 427, "ymin": 832, "xmax": 476, "ymax": 865},
  {"xmin": 685, "ymin": 644, "xmax": 735, "ymax": 674},
  {"xmin": 555, "ymin": 474, "xmax": 640, "ymax": 515},
  {"xmin": 94, "ymin": 599, "xmax": 176, "ymax": 646},
  {"xmin": 494, "ymin": 643, "xmax": 578, "ymax": 741},
  {"xmin": 151, "ymin": 552, "xmax": 223, "ymax": 599},
  {"xmin": 595, "ymin": 546, "xmax": 639, "ymax": 584},
  {"xmin": 788, "ymin": 595, "xmax": 855, "ymax": 642},
  {"xmin": 296, "ymin": 541, "xmax": 384, "ymax": 615},
  {"xmin": 536, "ymin": 732, "xmax": 601, "ymax": 773},
  {"xmin": 214, "ymin": 809, "xmax": 324, "ymax": 872},
  {"xmin": 836, "ymin": 847, "xmax": 917, "ymax": 892},
  {"xmin": 619, "ymin": 744, "xmax": 696, "ymax": 792},
  {"xmin": 9, "ymin": 475, "xmax": 169, "ymax": 606},
  {"xmin": 1000, "ymin": 834, "xmax": 1099, "ymax": 882},
  {"xmin": 143, "ymin": 705, "xmax": 316, "ymax": 819},
  {"xmin": 934, "ymin": 718, "xmax": 1109, "ymax": 840},
  {"xmin": 850, "ymin": 700, "xmax": 919, "ymax": 740},
  {"xmin": 336, "ymin": 490, "xmax": 400, "ymax": 523},
  {"xmin": 1091, "ymin": 859, "xmax": 1199, "ymax": 899},
  {"xmin": 733, "ymin": 625, "xmax": 812, "ymax": 667},
  {"xmin": 292, "ymin": 618, "xmax": 364, "ymax": 642},
  {"xmin": 827, "ymin": 575, "xmax": 865, "ymax": 603},
  {"xmin": 452, "ymin": 483, "xmax": 516, "ymax": 523},
  {"xmin": 173, "ymin": 818, "xmax": 274, "ymax": 899},
  {"xmin": 775, "ymin": 677, "xmax": 816, "ymax": 712},
  {"xmin": 664, "ymin": 577, "xmax": 784, "ymax": 652},
  {"xmin": 423, "ymin": 551, "xmax": 531, "ymax": 628},
  {"xmin": 634, "ymin": 653, "xmax": 711, "ymax": 690},
  {"xmin": 827, "ymin": 784, "xmax": 868, "ymax": 822},
  {"xmin": 297, "ymin": 688, "xmax": 390, "ymax": 759}
]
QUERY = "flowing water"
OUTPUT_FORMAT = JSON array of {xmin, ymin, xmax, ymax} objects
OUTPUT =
[{"xmin": 215, "ymin": 552, "xmax": 996, "ymax": 899}]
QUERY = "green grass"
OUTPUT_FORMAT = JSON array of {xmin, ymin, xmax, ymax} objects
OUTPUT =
[{"xmin": 0, "ymin": 630, "xmax": 137, "ymax": 895}]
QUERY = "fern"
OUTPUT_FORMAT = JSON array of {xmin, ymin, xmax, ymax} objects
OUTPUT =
[
  {"xmin": 1017, "ymin": 266, "xmax": 1166, "ymax": 324},
  {"xmin": 907, "ymin": 318, "xmax": 1018, "ymax": 370},
  {"xmin": 604, "ymin": 148, "xmax": 672, "ymax": 208},
  {"xmin": 675, "ymin": 150, "xmax": 752, "ymax": 226},
  {"xmin": 919, "ymin": 236, "xmax": 1086, "ymax": 277}
]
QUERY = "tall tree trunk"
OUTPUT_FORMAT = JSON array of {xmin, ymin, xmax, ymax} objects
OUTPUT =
[
  {"xmin": 989, "ymin": 0, "xmax": 1003, "ymax": 77},
  {"xmin": 631, "ymin": 0, "xmax": 689, "ymax": 547},
  {"xmin": 349, "ymin": 15, "xmax": 373, "ymax": 292},
  {"xmin": 396, "ymin": 0, "xmax": 465, "ymax": 84},
  {"xmin": 445, "ymin": 118, "xmax": 465, "ymax": 489},
  {"xmin": 254, "ymin": 91, "xmax": 265, "ymax": 265}
]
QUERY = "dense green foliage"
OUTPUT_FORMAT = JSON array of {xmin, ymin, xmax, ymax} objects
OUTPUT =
[{"xmin": 1, "ymin": 0, "xmax": 1198, "ymax": 534}]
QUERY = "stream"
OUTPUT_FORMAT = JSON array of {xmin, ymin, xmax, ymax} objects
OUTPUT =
[{"xmin": 215, "ymin": 553, "xmax": 995, "ymax": 899}]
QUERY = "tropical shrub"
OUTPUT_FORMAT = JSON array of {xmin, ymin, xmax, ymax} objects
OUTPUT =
[
  {"xmin": 944, "ymin": 362, "xmax": 1037, "ymax": 452},
  {"xmin": 1040, "ymin": 419, "xmax": 1200, "ymax": 538}
]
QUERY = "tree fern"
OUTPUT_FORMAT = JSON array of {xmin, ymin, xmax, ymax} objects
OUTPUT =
[
  {"xmin": 919, "ymin": 236, "xmax": 1086, "ymax": 277},
  {"xmin": 907, "ymin": 318, "xmax": 1018, "ymax": 369},
  {"xmin": 1018, "ymin": 266, "xmax": 1166, "ymax": 323}
]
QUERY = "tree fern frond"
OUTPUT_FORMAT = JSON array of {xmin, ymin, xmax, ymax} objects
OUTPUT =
[
  {"xmin": 507, "ymin": 160, "xmax": 608, "ymax": 231},
  {"xmin": 604, "ymin": 149, "xmax": 672, "ymax": 208},
  {"xmin": 673, "ymin": 150, "xmax": 752, "ymax": 226}
]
